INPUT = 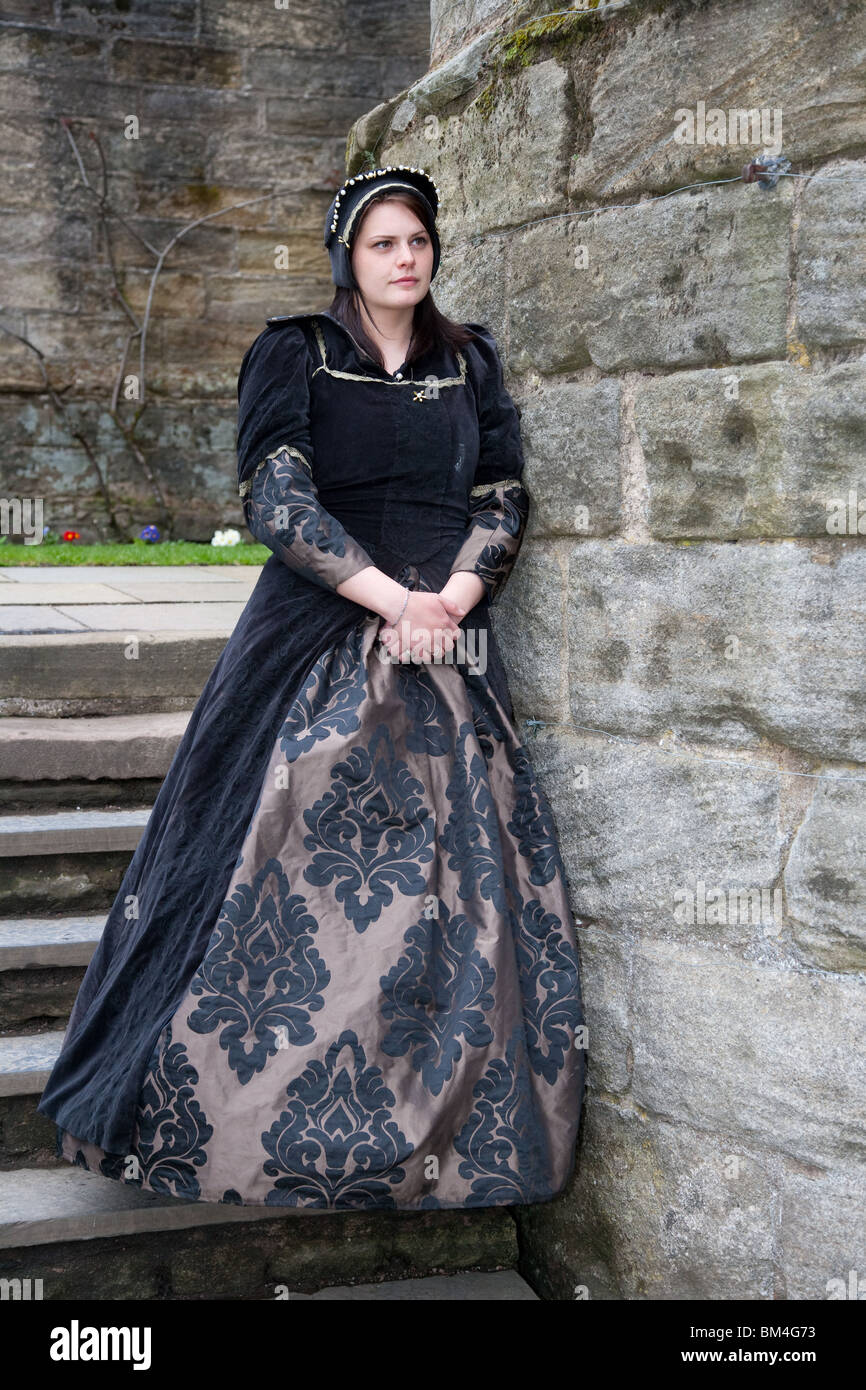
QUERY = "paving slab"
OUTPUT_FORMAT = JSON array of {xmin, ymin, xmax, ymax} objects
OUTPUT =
[
  {"xmin": 197, "ymin": 564, "xmax": 264, "ymax": 576},
  {"xmin": 0, "ymin": 608, "xmax": 89, "ymax": 634},
  {"xmin": 0, "ymin": 566, "xmax": 260, "ymax": 633},
  {"xmin": 0, "ymin": 584, "xmax": 139, "ymax": 606},
  {"xmin": 103, "ymin": 581, "xmax": 257, "ymax": 604},
  {"xmin": 51, "ymin": 603, "xmax": 245, "ymax": 632},
  {"xmin": 0, "ymin": 566, "xmax": 260, "ymax": 583}
]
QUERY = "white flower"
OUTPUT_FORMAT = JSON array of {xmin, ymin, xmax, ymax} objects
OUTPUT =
[{"xmin": 210, "ymin": 528, "xmax": 241, "ymax": 547}]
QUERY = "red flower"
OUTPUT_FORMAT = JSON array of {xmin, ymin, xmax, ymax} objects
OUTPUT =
[{"xmin": 61, "ymin": 531, "xmax": 80, "ymax": 541}]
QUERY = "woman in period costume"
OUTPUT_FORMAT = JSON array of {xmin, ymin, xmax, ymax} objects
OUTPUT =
[{"xmin": 37, "ymin": 165, "xmax": 587, "ymax": 1211}]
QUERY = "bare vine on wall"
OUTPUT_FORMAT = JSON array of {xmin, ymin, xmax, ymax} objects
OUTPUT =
[{"xmin": 0, "ymin": 118, "xmax": 291, "ymax": 541}]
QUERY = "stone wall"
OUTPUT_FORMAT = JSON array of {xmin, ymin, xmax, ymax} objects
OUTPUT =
[
  {"xmin": 349, "ymin": 0, "xmax": 866, "ymax": 1298},
  {"xmin": 0, "ymin": 0, "xmax": 428, "ymax": 540}
]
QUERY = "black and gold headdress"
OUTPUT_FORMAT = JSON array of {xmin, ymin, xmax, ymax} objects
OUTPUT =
[{"xmin": 323, "ymin": 165, "xmax": 442, "ymax": 288}]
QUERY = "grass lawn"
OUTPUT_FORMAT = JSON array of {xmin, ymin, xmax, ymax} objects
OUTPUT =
[{"xmin": 0, "ymin": 540, "xmax": 271, "ymax": 566}]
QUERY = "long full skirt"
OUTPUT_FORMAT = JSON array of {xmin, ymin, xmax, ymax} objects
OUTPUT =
[{"xmin": 50, "ymin": 600, "xmax": 586, "ymax": 1210}]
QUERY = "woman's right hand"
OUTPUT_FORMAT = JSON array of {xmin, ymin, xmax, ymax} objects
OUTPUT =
[{"xmin": 379, "ymin": 591, "xmax": 463, "ymax": 663}]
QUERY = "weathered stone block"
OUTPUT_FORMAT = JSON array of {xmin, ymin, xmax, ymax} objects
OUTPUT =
[
  {"xmin": 63, "ymin": 0, "xmax": 197, "ymax": 38},
  {"xmin": 797, "ymin": 160, "xmax": 866, "ymax": 351},
  {"xmin": 266, "ymin": 95, "xmax": 377, "ymax": 139},
  {"xmin": 524, "ymin": 729, "xmax": 785, "ymax": 944},
  {"xmin": 521, "ymin": 377, "xmax": 621, "ymax": 538},
  {"xmin": 98, "ymin": 268, "xmax": 207, "ymax": 321},
  {"xmin": 567, "ymin": 0, "xmax": 866, "ymax": 200},
  {"xmin": 779, "ymin": 1160, "xmax": 866, "ymax": 1300},
  {"xmin": 497, "ymin": 541, "xmax": 568, "ymax": 725},
  {"xmin": 236, "ymin": 230, "xmax": 326, "ymax": 277},
  {"xmin": 631, "ymin": 937, "xmax": 866, "ymax": 1167},
  {"xmin": 0, "ymin": 118, "xmax": 52, "ymax": 209},
  {"xmin": 572, "ymin": 924, "xmax": 631, "ymax": 1097},
  {"xmin": 509, "ymin": 182, "xmax": 791, "ymax": 373},
  {"xmin": 14, "ymin": 313, "xmax": 148, "ymax": 393},
  {"xmin": 785, "ymin": 776, "xmax": 866, "ymax": 973},
  {"xmin": 429, "ymin": 0, "xmax": 503, "ymax": 67},
  {"xmin": 457, "ymin": 58, "xmax": 572, "ymax": 240},
  {"xmin": 151, "ymin": 318, "xmax": 243, "ymax": 398},
  {"xmin": 205, "ymin": 273, "xmax": 330, "ymax": 324},
  {"xmin": 247, "ymin": 50, "xmax": 381, "ymax": 98},
  {"xmin": 200, "ymin": 0, "xmax": 351, "ymax": 49},
  {"xmin": 429, "ymin": 234, "xmax": 509, "ymax": 339},
  {"xmin": 518, "ymin": 1096, "xmax": 778, "ymax": 1300},
  {"xmin": 110, "ymin": 39, "xmax": 242, "ymax": 88},
  {"xmin": 389, "ymin": 28, "xmax": 493, "ymax": 134},
  {"xmin": 634, "ymin": 361, "xmax": 866, "ymax": 538},
  {"xmin": 567, "ymin": 540, "xmax": 866, "ymax": 762},
  {"xmin": 0, "ymin": 261, "xmax": 73, "ymax": 313},
  {"xmin": 0, "ymin": 25, "xmax": 103, "ymax": 73},
  {"xmin": 138, "ymin": 85, "xmax": 255, "ymax": 127},
  {"xmin": 384, "ymin": 58, "xmax": 572, "ymax": 246}
]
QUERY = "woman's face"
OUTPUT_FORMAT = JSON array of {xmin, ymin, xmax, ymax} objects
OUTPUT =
[{"xmin": 350, "ymin": 198, "xmax": 434, "ymax": 312}]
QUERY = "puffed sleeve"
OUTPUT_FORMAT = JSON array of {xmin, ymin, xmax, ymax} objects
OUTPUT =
[
  {"xmin": 447, "ymin": 325, "xmax": 530, "ymax": 605},
  {"xmin": 236, "ymin": 322, "xmax": 377, "ymax": 592}
]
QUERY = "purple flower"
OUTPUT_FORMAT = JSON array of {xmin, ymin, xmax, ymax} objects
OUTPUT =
[{"xmin": 139, "ymin": 525, "xmax": 160, "ymax": 543}]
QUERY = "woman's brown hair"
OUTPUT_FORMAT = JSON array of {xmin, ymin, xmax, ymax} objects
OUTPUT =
[{"xmin": 325, "ymin": 189, "xmax": 477, "ymax": 369}]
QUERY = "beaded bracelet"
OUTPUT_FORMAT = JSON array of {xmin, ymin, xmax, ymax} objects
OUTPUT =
[{"xmin": 392, "ymin": 586, "xmax": 410, "ymax": 625}]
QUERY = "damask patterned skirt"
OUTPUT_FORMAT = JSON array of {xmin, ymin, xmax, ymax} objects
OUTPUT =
[{"xmin": 60, "ymin": 613, "xmax": 586, "ymax": 1210}]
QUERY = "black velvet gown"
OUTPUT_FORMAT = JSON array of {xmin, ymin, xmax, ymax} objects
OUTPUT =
[{"xmin": 36, "ymin": 310, "xmax": 587, "ymax": 1210}]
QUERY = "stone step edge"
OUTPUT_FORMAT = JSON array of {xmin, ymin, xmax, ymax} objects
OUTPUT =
[
  {"xmin": 287, "ymin": 1270, "xmax": 538, "ymax": 1300},
  {"xmin": 0, "ymin": 808, "xmax": 150, "ymax": 857},
  {"xmin": 0, "ymin": 1167, "xmax": 512, "ymax": 1252},
  {"xmin": 0, "ymin": 712, "xmax": 189, "ymax": 783},
  {"xmin": 0, "ymin": 914, "xmax": 104, "ymax": 971},
  {"xmin": 0, "ymin": 1166, "xmax": 358, "ymax": 1247},
  {"xmin": 0, "ymin": 630, "xmax": 229, "ymax": 701},
  {"xmin": 0, "ymin": 1029, "xmax": 66, "ymax": 1096}
]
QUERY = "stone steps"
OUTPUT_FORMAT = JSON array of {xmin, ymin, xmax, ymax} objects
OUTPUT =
[
  {"xmin": 0, "ymin": 1165, "xmax": 520, "ymax": 1298},
  {"xmin": 0, "ymin": 712, "xmax": 189, "ymax": 785},
  {"xmin": 285, "ymin": 1270, "xmax": 538, "ymax": 1300},
  {"xmin": 0, "ymin": 923, "xmax": 98, "ymax": 1036},
  {"xmin": 0, "ymin": 1033, "xmax": 524, "ymax": 1300},
  {"xmin": 0, "ymin": 1021, "xmax": 69, "ymax": 1169},
  {"xmin": 0, "ymin": 809, "xmax": 150, "ymax": 858},
  {"xmin": 0, "ymin": 867, "xmax": 523, "ymax": 1304},
  {"xmin": 0, "ymin": 915, "xmax": 104, "ymax": 1160},
  {"xmin": 0, "ymin": 1166, "xmax": 331, "ymax": 1247},
  {"xmin": 0, "ymin": 810, "xmax": 149, "ymax": 918},
  {"xmin": 0, "ymin": 778, "xmax": 160, "ymax": 813},
  {"xmin": 0, "ymin": 567, "xmax": 529, "ymax": 1299},
  {"xmin": 0, "ymin": 913, "xmax": 103, "ymax": 972},
  {"xmin": 0, "ymin": 632, "xmax": 227, "ymax": 717},
  {"xmin": 0, "ymin": 1029, "xmax": 71, "ymax": 1168},
  {"xmin": 0, "ymin": 1029, "xmax": 65, "ymax": 1097},
  {"xmin": 0, "ymin": 706, "xmax": 185, "ymax": 812}
]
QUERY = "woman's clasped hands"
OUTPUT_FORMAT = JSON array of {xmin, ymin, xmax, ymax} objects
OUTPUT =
[{"xmin": 378, "ymin": 590, "xmax": 465, "ymax": 663}]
